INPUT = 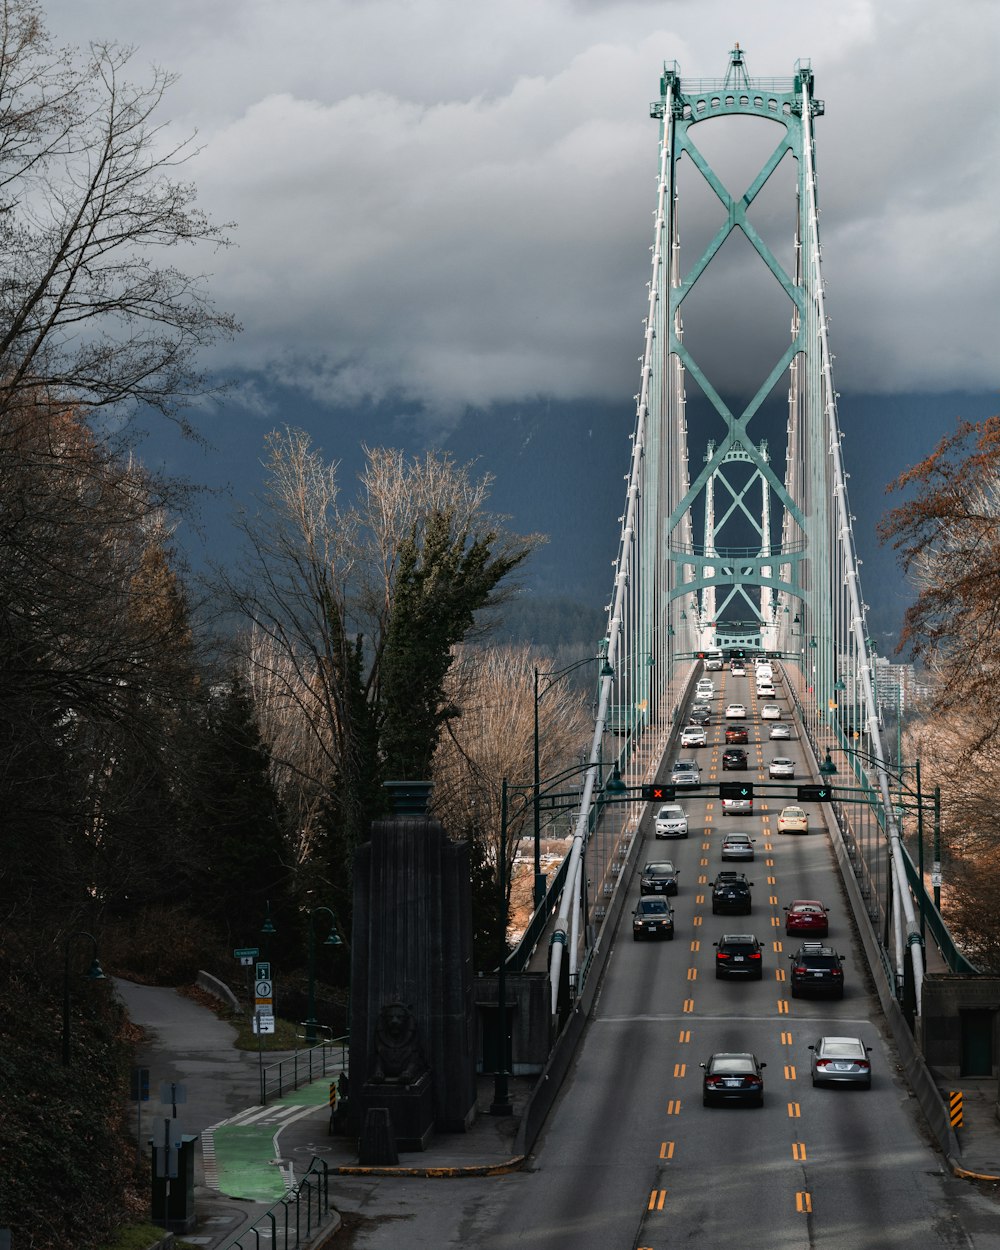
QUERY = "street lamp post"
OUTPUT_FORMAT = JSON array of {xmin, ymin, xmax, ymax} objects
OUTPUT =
[
  {"xmin": 533, "ymin": 648, "xmax": 614, "ymax": 911},
  {"xmin": 62, "ymin": 931, "xmax": 105, "ymax": 1066},
  {"xmin": 304, "ymin": 907, "xmax": 341, "ymax": 1047}
]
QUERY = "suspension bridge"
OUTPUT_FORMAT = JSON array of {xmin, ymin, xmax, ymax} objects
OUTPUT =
[{"xmin": 514, "ymin": 45, "xmax": 974, "ymax": 1044}]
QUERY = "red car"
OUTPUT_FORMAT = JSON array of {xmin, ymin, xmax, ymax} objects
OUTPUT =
[
  {"xmin": 725, "ymin": 724, "xmax": 749, "ymax": 744},
  {"xmin": 784, "ymin": 900, "xmax": 829, "ymax": 937}
]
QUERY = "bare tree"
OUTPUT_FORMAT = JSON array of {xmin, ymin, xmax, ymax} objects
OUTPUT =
[{"xmin": 0, "ymin": 0, "xmax": 237, "ymax": 427}]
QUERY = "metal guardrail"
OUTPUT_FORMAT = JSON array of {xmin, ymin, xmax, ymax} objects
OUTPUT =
[
  {"xmin": 260, "ymin": 1038, "xmax": 348, "ymax": 1105},
  {"xmin": 898, "ymin": 846, "xmax": 979, "ymax": 976},
  {"xmin": 221, "ymin": 1156, "xmax": 334, "ymax": 1250}
]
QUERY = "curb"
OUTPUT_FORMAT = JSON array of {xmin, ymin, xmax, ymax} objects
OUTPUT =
[
  {"xmin": 946, "ymin": 1155, "xmax": 1000, "ymax": 1183},
  {"xmin": 332, "ymin": 1155, "xmax": 526, "ymax": 1178}
]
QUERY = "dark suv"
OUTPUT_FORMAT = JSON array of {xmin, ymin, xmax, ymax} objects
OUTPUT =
[
  {"xmin": 640, "ymin": 861, "xmax": 680, "ymax": 896},
  {"xmin": 711, "ymin": 871, "xmax": 753, "ymax": 915},
  {"xmin": 725, "ymin": 724, "xmax": 749, "ymax": 744},
  {"xmin": 722, "ymin": 747, "xmax": 748, "ymax": 770},
  {"xmin": 789, "ymin": 942, "xmax": 845, "ymax": 998},
  {"xmin": 714, "ymin": 933, "xmax": 763, "ymax": 980},
  {"xmin": 632, "ymin": 897, "xmax": 675, "ymax": 941}
]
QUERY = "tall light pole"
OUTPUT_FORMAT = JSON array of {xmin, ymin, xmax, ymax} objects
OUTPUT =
[
  {"xmin": 62, "ymin": 932, "xmax": 105, "ymax": 1066},
  {"xmin": 305, "ymin": 907, "xmax": 340, "ymax": 1047},
  {"xmin": 533, "ymin": 648, "xmax": 614, "ymax": 910}
]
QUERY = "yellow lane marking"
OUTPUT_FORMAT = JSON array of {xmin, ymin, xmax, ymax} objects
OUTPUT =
[
  {"xmin": 776, "ymin": 969, "xmax": 786, "ymax": 981},
  {"xmin": 678, "ymin": 1030, "xmax": 691, "ymax": 1043},
  {"xmin": 673, "ymin": 1063, "xmax": 686, "ymax": 1078},
  {"xmin": 792, "ymin": 1141, "xmax": 807, "ymax": 1161},
  {"xmin": 796, "ymin": 1192, "xmax": 812, "ymax": 1213},
  {"xmin": 687, "ymin": 968, "xmax": 697, "ymax": 981},
  {"xmin": 771, "ymin": 917, "xmax": 781, "ymax": 928},
  {"xmin": 690, "ymin": 940, "xmax": 700, "ymax": 952},
  {"xmin": 778, "ymin": 999, "xmax": 789, "ymax": 1014},
  {"xmin": 696, "ymin": 894, "xmax": 705, "ymax": 904},
  {"xmin": 763, "ymin": 843, "xmax": 773, "ymax": 851},
  {"xmin": 784, "ymin": 1064, "xmax": 797, "ymax": 1081},
  {"xmin": 700, "ymin": 858, "xmax": 708, "ymax": 867},
  {"xmin": 774, "ymin": 941, "xmax": 784, "ymax": 953},
  {"xmin": 788, "ymin": 1102, "xmax": 801, "ymax": 1118},
  {"xmin": 666, "ymin": 1100, "xmax": 682, "ymax": 1115},
  {"xmin": 683, "ymin": 999, "xmax": 695, "ymax": 1013},
  {"xmin": 781, "ymin": 1031, "xmax": 793, "ymax": 1045},
  {"xmin": 769, "ymin": 895, "xmax": 778, "ymax": 905},
  {"xmin": 649, "ymin": 1190, "xmax": 667, "ymax": 1211},
  {"xmin": 660, "ymin": 1141, "xmax": 675, "ymax": 1160},
  {"xmin": 698, "ymin": 875, "xmax": 707, "ymax": 884},
  {"xmin": 768, "ymin": 876, "xmax": 776, "ymax": 885},
  {"xmin": 766, "ymin": 858, "xmax": 775, "ymax": 866}
]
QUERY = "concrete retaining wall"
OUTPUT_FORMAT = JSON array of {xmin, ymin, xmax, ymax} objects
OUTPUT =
[{"xmin": 195, "ymin": 970, "xmax": 240, "ymax": 1012}]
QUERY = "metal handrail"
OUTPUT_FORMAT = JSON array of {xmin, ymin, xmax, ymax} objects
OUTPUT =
[
  {"xmin": 260, "ymin": 1038, "xmax": 348, "ymax": 1105},
  {"xmin": 221, "ymin": 1156, "xmax": 333, "ymax": 1250}
]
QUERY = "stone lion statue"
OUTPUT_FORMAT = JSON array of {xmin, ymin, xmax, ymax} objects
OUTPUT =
[{"xmin": 370, "ymin": 1002, "xmax": 426, "ymax": 1084}]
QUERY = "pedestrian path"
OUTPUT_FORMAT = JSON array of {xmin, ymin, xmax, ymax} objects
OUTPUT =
[{"xmin": 203, "ymin": 1076, "xmax": 337, "ymax": 1201}]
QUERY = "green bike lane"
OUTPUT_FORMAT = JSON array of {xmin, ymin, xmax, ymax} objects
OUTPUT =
[{"xmin": 203, "ymin": 1076, "xmax": 334, "ymax": 1201}]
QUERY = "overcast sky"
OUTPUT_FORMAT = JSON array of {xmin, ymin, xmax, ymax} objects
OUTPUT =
[{"xmin": 44, "ymin": 0, "xmax": 1000, "ymax": 430}]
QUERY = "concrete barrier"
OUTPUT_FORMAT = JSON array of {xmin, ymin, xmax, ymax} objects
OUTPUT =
[{"xmin": 196, "ymin": 970, "xmax": 240, "ymax": 1012}]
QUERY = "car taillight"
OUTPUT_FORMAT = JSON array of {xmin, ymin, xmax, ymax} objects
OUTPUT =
[
  {"xmin": 832, "ymin": 968, "xmax": 843, "ymax": 977},
  {"xmin": 746, "ymin": 1076, "xmax": 762, "ymax": 1086},
  {"xmin": 793, "ymin": 965, "xmax": 806, "ymax": 974},
  {"xmin": 749, "ymin": 952, "xmax": 761, "ymax": 960},
  {"xmin": 856, "ymin": 1060, "xmax": 870, "ymax": 1070},
  {"xmin": 705, "ymin": 1075, "xmax": 722, "ymax": 1086},
  {"xmin": 717, "ymin": 952, "xmax": 729, "ymax": 960}
]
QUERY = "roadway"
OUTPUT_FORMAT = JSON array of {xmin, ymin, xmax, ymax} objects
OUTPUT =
[{"xmin": 341, "ymin": 664, "xmax": 1000, "ymax": 1249}]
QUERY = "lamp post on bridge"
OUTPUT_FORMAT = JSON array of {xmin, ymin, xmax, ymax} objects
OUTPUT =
[{"xmin": 533, "ymin": 646, "xmax": 614, "ymax": 910}]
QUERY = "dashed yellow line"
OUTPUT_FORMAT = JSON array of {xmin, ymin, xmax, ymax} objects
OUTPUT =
[
  {"xmin": 792, "ymin": 1141, "xmax": 807, "ymax": 1161},
  {"xmin": 649, "ymin": 1189, "xmax": 667, "ymax": 1210},
  {"xmin": 678, "ymin": 1029, "xmax": 691, "ymax": 1043},
  {"xmin": 660, "ymin": 1141, "xmax": 675, "ymax": 1160},
  {"xmin": 796, "ymin": 1192, "xmax": 812, "ymax": 1213},
  {"xmin": 690, "ymin": 939, "xmax": 700, "ymax": 952},
  {"xmin": 784, "ymin": 1064, "xmax": 797, "ymax": 1081},
  {"xmin": 683, "ymin": 999, "xmax": 695, "ymax": 1013},
  {"xmin": 777, "ymin": 999, "xmax": 789, "ymax": 1013},
  {"xmin": 666, "ymin": 1100, "xmax": 682, "ymax": 1115},
  {"xmin": 788, "ymin": 1102, "xmax": 801, "ymax": 1118},
  {"xmin": 781, "ymin": 1030, "xmax": 793, "ymax": 1045}
]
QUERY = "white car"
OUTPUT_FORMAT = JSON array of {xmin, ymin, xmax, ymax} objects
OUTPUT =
[
  {"xmin": 655, "ymin": 804, "xmax": 689, "ymax": 838},
  {"xmin": 695, "ymin": 681, "xmax": 715, "ymax": 700},
  {"xmin": 721, "ymin": 795, "xmax": 754, "ymax": 816},
  {"xmin": 756, "ymin": 683, "xmax": 775, "ymax": 698},
  {"xmin": 768, "ymin": 757, "xmax": 795, "ymax": 779},
  {"xmin": 760, "ymin": 704, "xmax": 781, "ymax": 720},
  {"xmin": 725, "ymin": 703, "xmax": 747, "ymax": 719},
  {"xmin": 769, "ymin": 723, "xmax": 792, "ymax": 740},
  {"xmin": 680, "ymin": 725, "xmax": 707, "ymax": 747}
]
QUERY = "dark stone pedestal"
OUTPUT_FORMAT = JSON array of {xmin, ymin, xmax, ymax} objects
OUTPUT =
[{"xmin": 359, "ymin": 1071, "xmax": 434, "ymax": 1151}]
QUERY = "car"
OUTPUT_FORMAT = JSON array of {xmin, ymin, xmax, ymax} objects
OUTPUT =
[
  {"xmin": 769, "ymin": 723, "xmax": 792, "ymax": 740},
  {"xmin": 760, "ymin": 704, "xmax": 781, "ymax": 720},
  {"xmin": 755, "ymin": 683, "xmax": 776, "ymax": 699},
  {"xmin": 695, "ymin": 679, "xmax": 715, "ymax": 697},
  {"xmin": 721, "ymin": 832, "xmax": 755, "ymax": 861},
  {"xmin": 632, "ymin": 896, "xmax": 675, "ymax": 941},
  {"xmin": 754, "ymin": 662, "xmax": 773, "ymax": 680},
  {"xmin": 789, "ymin": 942, "xmax": 844, "ymax": 998},
  {"xmin": 704, "ymin": 652, "xmax": 724, "ymax": 671},
  {"xmin": 722, "ymin": 747, "xmax": 748, "ymax": 770},
  {"xmin": 670, "ymin": 760, "xmax": 701, "ymax": 787},
  {"xmin": 721, "ymin": 794, "xmax": 753, "ymax": 816},
  {"xmin": 654, "ymin": 804, "xmax": 689, "ymax": 839},
  {"xmin": 784, "ymin": 899, "xmax": 830, "ymax": 937},
  {"xmin": 730, "ymin": 662, "xmax": 746, "ymax": 677},
  {"xmin": 724, "ymin": 724, "xmax": 749, "ymax": 744},
  {"xmin": 777, "ymin": 805, "xmax": 809, "ymax": 834},
  {"xmin": 692, "ymin": 701, "xmax": 712, "ymax": 715},
  {"xmin": 808, "ymin": 1036, "xmax": 872, "ymax": 1088},
  {"xmin": 640, "ymin": 860, "xmax": 680, "ymax": 895},
  {"xmin": 630, "ymin": 900, "xmax": 675, "ymax": 940},
  {"xmin": 768, "ymin": 757, "xmax": 795, "ymax": 779},
  {"xmin": 688, "ymin": 706, "xmax": 711, "ymax": 725},
  {"xmin": 701, "ymin": 1052, "xmax": 766, "ymax": 1107},
  {"xmin": 680, "ymin": 725, "xmax": 707, "ymax": 747},
  {"xmin": 714, "ymin": 933, "xmax": 764, "ymax": 979},
  {"xmin": 725, "ymin": 703, "xmax": 747, "ymax": 719},
  {"xmin": 712, "ymin": 871, "xmax": 753, "ymax": 914}
]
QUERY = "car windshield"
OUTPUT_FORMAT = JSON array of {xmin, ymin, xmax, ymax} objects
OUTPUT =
[
  {"xmin": 782, "ymin": 808, "xmax": 805, "ymax": 818},
  {"xmin": 645, "ymin": 863, "xmax": 674, "ymax": 874},
  {"xmin": 722, "ymin": 942, "xmax": 757, "ymax": 953},
  {"xmin": 821, "ymin": 1039, "xmax": 863, "ymax": 1058},
  {"xmin": 711, "ymin": 1056, "xmax": 756, "ymax": 1074},
  {"xmin": 726, "ymin": 835, "xmax": 751, "ymax": 844},
  {"xmin": 639, "ymin": 899, "xmax": 669, "ymax": 914},
  {"xmin": 658, "ymin": 806, "xmax": 683, "ymax": 820}
]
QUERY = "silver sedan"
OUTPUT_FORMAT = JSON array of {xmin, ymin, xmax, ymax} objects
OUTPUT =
[{"xmin": 809, "ymin": 1036, "xmax": 872, "ymax": 1088}]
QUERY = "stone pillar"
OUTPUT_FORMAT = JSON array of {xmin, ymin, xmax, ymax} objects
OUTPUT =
[{"xmin": 350, "ymin": 782, "xmax": 477, "ymax": 1144}]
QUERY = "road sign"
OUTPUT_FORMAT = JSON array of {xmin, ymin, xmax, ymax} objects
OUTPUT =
[
  {"xmin": 719, "ymin": 782, "xmax": 753, "ymax": 800},
  {"xmin": 255, "ymin": 979, "xmax": 272, "ymax": 999},
  {"xmin": 641, "ymin": 784, "xmax": 676, "ymax": 801},
  {"xmin": 797, "ymin": 784, "xmax": 833, "ymax": 802},
  {"xmin": 253, "ymin": 1014, "xmax": 276, "ymax": 1035},
  {"xmin": 256, "ymin": 961, "xmax": 271, "ymax": 981},
  {"xmin": 130, "ymin": 1067, "xmax": 150, "ymax": 1102},
  {"xmin": 234, "ymin": 946, "xmax": 259, "ymax": 959}
]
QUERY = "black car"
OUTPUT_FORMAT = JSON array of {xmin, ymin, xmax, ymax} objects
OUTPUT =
[
  {"xmin": 789, "ymin": 942, "xmax": 845, "ymax": 998},
  {"xmin": 701, "ymin": 1052, "xmax": 766, "ymax": 1107},
  {"xmin": 640, "ymin": 860, "xmax": 680, "ymax": 896},
  {"xmin": 711, "ymin": 871, "xmax": 752, "ymax": 915},
  {"xmin": 632, "ymin": 897, "xmax": 675, "ymax": 941},
  {"xmin": 688, "ymin": 707, "xmax": 711, "ymax": 725},
  {"xmin": 714, "ymin": 933, "xmax": 763, "ymax": 979},
  {"xmin": 722, "ymin": 747, "xmax": 748, "ymax": 770}
]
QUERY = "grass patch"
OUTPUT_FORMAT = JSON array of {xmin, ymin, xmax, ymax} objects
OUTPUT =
[{"xmin": 94, "ymin": 1224, "xmax": 199, "ymax": 1250}]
